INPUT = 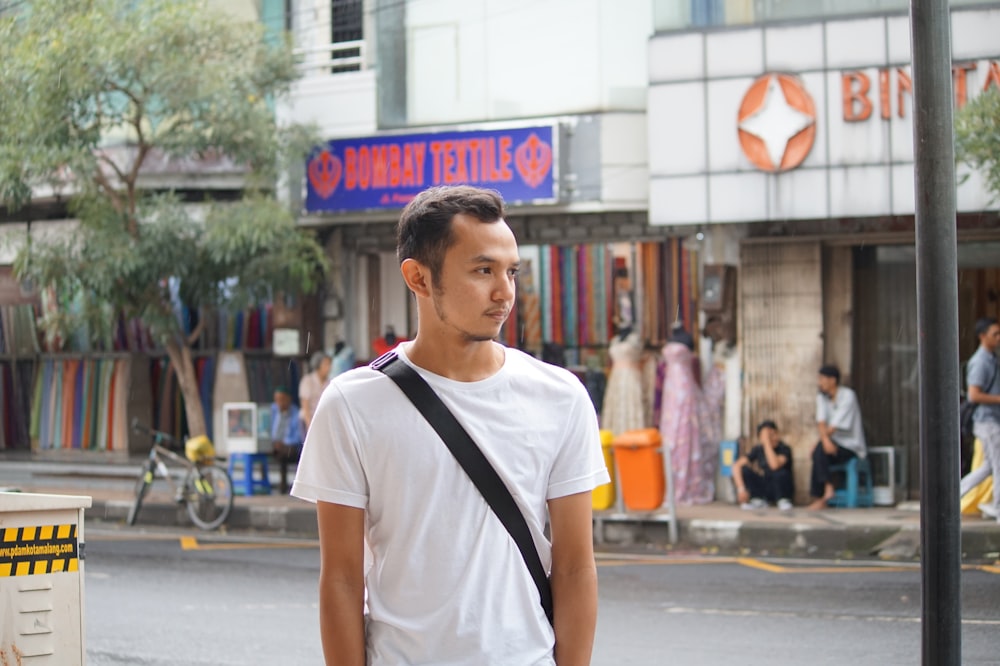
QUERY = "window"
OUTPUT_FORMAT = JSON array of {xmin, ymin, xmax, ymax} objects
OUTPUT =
[{"xmin": 330, "ymin": 0, "xmax": 363, "ymax": 73}]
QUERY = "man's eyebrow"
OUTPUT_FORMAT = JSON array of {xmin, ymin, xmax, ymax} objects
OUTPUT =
[{"xmin": 469, "ymin": 254, "xmax": 520, "ymax": 266}]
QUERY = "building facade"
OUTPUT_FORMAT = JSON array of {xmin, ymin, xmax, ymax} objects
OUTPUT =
[{"xmin": 649, "ymin": 2, "xmax": 1000, "ymax": 500}]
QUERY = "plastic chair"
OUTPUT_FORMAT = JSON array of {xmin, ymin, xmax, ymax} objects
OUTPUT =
[
  {"xmin": 228, "ymin": 452, "xmax": 272, "ymax": 496},
  {"xmin": 827, "ymin": 456, "xmax": 874, "ymax": 508}
]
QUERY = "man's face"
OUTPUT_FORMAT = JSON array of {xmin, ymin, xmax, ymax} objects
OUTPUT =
[
  {"xmin": 818, "ymin": 374, "xmax": 836, "ymax": 396},
  {"xmin": 274, "ymin": 391, "xmax": 291, "ymax": 410},
  {"xmin": 318, "ymin": 357, "xmax": 332, "ymax": 377},
  {"xmin": 428, "ymin": 213, "xmax": 519, "ymax": 343},
  {"xmin": 981, "ymin": 324, "xmax": 1000, "ymax": 352},
  {"xmin": 759, "ymin": 426, "xmax": 778, "ymax": 447}
]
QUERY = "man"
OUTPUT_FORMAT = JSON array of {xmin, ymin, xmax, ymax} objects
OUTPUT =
[
  {"xmin": 732, "ymin": 420, "xmax": 794, "ymax": 511},
  {"xmin": 298, "ymin": 351, "xmax": 331, "ymax": 431},
  {"xmin": 960, "ymin": 317, "xmax": 1000, "ymax": 522},
  {"xmin": 808, "ymin": 364, "xmax": 867, "ymax": 510},
  {"xmin": 270, "ymin": 385, "xmax": 304, "ymax": 494},
  {"xmin": 292, "ymin": 185, "xmax": 609, "ymax": 665}
]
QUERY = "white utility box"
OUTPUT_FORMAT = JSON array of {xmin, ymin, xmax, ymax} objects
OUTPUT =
[{"xmin": 0, "ymin": 492, "xmax": 91, "ymax": 665}]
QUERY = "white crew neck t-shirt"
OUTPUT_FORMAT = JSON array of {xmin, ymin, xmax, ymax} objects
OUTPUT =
[{"xmin": 292, "ymin": 343, "xmax": 609, "ymax": 666}]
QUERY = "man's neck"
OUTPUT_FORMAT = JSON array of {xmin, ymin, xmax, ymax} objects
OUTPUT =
[{"xmin": 405, "ymin": 338, "xmax": 504, "ymax": 382}]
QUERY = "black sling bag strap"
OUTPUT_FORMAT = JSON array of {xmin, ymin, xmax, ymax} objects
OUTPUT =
[{"xmin": 371, "ymin": 350, "xmax": 554, "ymax": 626}]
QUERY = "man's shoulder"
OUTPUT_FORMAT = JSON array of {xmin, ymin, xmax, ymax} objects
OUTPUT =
[{"xmin": 505, "ymin": 347, "xmax": 588, "ymax": 395}]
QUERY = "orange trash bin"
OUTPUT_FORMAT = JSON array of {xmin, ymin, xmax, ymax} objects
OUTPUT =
[
  {"xmin": 591, "ymin": 430, "xmax": 616, "ymax": 510},
  {"xmin": 611, "ymin": 428, "xmax": 665, "ymax": 511}
]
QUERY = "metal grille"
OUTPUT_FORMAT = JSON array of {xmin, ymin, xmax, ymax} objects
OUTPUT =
[{"xmin": 330, "ymin": 0, "xmax": 363, "ymax": 73}]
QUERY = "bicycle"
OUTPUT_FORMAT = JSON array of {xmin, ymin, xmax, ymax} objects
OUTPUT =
[{"xmin": 128, "ymin": 419, "xmax": 235, "ymax": 531}]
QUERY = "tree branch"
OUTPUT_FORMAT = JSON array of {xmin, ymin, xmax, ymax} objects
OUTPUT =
[{"xmin": 185, "ymin": 317, "xmax": 206, "ymax": 347}]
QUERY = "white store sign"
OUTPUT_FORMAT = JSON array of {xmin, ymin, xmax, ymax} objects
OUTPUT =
[{"xmin": 648, "ymin": 8, "xmax": 1000, "ymax": 225}]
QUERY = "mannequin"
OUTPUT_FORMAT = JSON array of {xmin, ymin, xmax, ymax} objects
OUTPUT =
[
  {"xmin": 600, "ymin": 326, "xmax": 646, "ymax": 436},
  {"xmin": 659, "ymin": 325, "xmax": 717, "ymax": 505}
]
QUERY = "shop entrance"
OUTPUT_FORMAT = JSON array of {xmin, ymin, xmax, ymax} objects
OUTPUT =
[{"xmin": 853, "ymin": 241, "xmax": 1000, "ymax": 499}]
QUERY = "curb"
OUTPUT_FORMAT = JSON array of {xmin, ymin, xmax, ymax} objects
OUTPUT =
[{"xmin": 89, "ymin": 498, "xmax": 1000, "ymax": 563}]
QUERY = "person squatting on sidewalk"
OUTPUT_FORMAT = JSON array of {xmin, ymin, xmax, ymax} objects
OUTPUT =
[
  {"xmin": 731, "ymin": 420, "xmax": 794, "ymax": 511},
  {"xmin": 291, "ymin": 185, "xmax": 610, "ymax": 665},
  {"xmin": 808, "ymin": 364, "xmax": 867, "ymax": 510},
  {"xmin": 960, "ymin": 317, "xmax": 1000, "ymax": 523}
]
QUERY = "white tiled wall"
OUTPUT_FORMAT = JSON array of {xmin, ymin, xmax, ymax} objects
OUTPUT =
[
  {"xmin": 706, "ymin": 78, "xmax": 750, "ymax": 173},
  {"xmin": 648, "ymin": 33, "xmax": 704, "ymax": 83},
  {"xmin": 705, "ymin": 29, "xmax": 763, "ymax": 78},
  {"xmin": 828, "ymin": 166, "xmax": 892, "ymax": 217},
  {"xmin": 708, "ymin": 172, "xmax": 767, "ymax": 222},
  {"xmin": 764, "ymin": 23, "xmax": 825, "ymax": 72},
  {"xmin": 825, "ymin": 18, "xmax": 886, "ymax": 69},
  {"xmin": 649, "ymin": 175, "xmax": 707, "ymax": 225},
  {"xmin": 769, "ymin": 168, "xmax": 829, "ymax": 221},
  {"xmin": 952, "ymin": 9, "xmax": 1000, "ymax": 60},
  {"xmin": 647, "ymin": 82, "xmax": 707, "ymax": 175},
  {"xmin": 647, "ymin": 8, "xmax": 999, "ymax": 226}
]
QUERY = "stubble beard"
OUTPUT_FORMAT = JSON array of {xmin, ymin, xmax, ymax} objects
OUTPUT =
[{"xmin": 431, "ymin": 286, "xmax": 501, "ymax": 343}]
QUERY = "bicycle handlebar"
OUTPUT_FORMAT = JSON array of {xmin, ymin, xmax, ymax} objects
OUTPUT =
[{"xmin": 131, "ymin": 418, "xmax": 179, "ymax": 447}]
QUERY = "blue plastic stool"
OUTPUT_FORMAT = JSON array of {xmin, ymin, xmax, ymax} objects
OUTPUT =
[
  {"xmin": 228, "ymin": 452, "xmax": 272, "ymax": 496},
  {"xmin": 827, "ymin": 456, "xmax": 874, "ymax": 508}
]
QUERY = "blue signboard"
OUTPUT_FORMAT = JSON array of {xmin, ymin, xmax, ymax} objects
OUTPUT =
[{"xmin": 305, "ymin": 125, "xmax": 557, "ymax": 213}]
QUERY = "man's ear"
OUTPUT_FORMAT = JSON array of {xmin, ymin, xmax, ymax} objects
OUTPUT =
[{"xmin": 400, "ymin": 258, "xmax": 431, "ymax": 297}]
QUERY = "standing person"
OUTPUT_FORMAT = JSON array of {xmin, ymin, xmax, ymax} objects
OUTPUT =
[
  {"xmin": 732, "ymin": 420, "xmax": 794, "ymax": 510},
  {"xmin": 808, "ymin": 364, "xmax": 867, "ymax": 510},
  {"xmin": 960, "ymin": 317, "xmax": 1000, "ymax": 522},
  {"xmin": 298, "ymin": 351, "xmax": 331, "ymax": 431},
  {"xmin": 292, "ymin": 185, "xmax": 609, "ymax": 666},
  {"xmin": 270, "ymin": 385, "xmax": 304, "ymax": 494}
]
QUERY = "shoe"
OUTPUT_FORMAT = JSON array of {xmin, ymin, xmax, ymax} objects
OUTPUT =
[
  {"xmin": 979, "ymin": 503, "xmax": 998, "ymax": 519},
  {"xmin": 741, "ymin": 498, "xmax": 768, "ymax": 510},
  {"xmin": 777, "ymin": 498, "xmax": 794, "ymax": 511}
]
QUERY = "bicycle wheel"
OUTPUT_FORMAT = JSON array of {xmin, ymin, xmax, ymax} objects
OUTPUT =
[
  {"xmin": 127, "ymin": 462, "xmax": 155, "ymax": 526},
  {"xmin": 183, "ymin": 465, "xmax": 234, "ymax": 530}
]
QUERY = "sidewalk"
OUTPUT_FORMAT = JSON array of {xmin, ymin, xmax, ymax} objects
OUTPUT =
[{"xmin": 2, "ymin": 456, "xmax": 998, "ymax": 562}]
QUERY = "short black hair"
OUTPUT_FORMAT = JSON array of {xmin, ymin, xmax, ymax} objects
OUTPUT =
[
  {"xmin": 756, "ymin": 420, "xmax": 778, "ymax": 435},
  {"xmin": 273, "ymin": 384, "xmax": 291, "ymax": 395},
  {"xmin": 818, "ymin": 364, "xmax": 841, "ymax": 384},
  {"xmin": 975, "ymin": 316, "xmax": 998, "ymax": 339},
  {"xmin": 396, "ymin": 185, "xmax": 505, "ymax": 285}
]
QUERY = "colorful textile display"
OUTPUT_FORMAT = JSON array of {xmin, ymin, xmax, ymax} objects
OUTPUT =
[
  {"xmin": 0, "ymin": 360, "xmax": 35, "ymax": 450},
  {"xmin": 30, "ymin": 357, "xmax": 130, "ymax": 452}
]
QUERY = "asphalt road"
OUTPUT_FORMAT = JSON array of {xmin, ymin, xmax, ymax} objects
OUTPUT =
[{"xmin": 82, "ymin": 527, "xmax": 1000, "ymax": 665}]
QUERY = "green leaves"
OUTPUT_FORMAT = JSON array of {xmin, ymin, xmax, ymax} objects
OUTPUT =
[
  {"xmin": 955, "ymin": 87, "xmax": 1000, "ymax": 205},
  {"xmin": 2, "ymin": 0, "xmax": 328, "ymax": 351},
  {"xmin": 0, "ymin": 0, "xmax": 303, "ymax": 209}
]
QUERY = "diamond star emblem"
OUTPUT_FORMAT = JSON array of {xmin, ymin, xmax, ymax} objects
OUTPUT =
[{"xmin": 737, "ymin": 74, "xmax": 817, "ymax": 172}]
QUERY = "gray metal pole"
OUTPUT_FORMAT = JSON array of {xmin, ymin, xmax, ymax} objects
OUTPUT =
[{"xmin": 909, "ymin": 1, "xmax": 962, "ymax": 664}]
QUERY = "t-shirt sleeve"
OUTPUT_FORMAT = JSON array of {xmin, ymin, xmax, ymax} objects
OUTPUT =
[
  {"xmin": 546, "ymin": 384, "xmax": 611, "ymax": 500},
  {"xmin": 828, "ymin": 392, "xmax": 858, "ymax": 430},
  {"xmin": 967, "ymin": 355, "xmax": 996, "ymax": 391},
  {"xmin": 290, "ymin": 382, "xmax": 369, "ymax": 508}
]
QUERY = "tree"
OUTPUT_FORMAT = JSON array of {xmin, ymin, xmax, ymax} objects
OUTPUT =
[
  {"xmin": 0, "ymin": 0, "xmax": 328, "ymax": 440},
  {"xmin": 955, "ymin": 87, "xmax": 1000, "ymax": 204}
]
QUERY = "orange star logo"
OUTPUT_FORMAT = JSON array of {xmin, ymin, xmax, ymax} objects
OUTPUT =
[{"xmin": 738, "ymin": 74, "xmax": 816, "ymax": 173}]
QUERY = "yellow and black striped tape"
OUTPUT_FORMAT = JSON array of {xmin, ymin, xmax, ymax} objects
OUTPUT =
[{"xmin": 0, "ymin": 524, "xmax": 79, "ymax": 577}]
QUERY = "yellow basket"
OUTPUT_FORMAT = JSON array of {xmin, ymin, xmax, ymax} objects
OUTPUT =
[{"xmin": 184, "ymin": 435, "xmax": 216, "ymax": 464}]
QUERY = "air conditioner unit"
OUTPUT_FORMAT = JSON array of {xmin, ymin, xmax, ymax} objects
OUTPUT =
[{"xmin": 867, "ymin": 447, "xmax": 896, "ymax": 506}]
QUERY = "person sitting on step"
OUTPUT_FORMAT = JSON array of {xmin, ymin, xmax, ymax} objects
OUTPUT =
[
  {"xmin": 732, "ymin": 420, "xmax": 794, "ymax": 511},
  {"xmin": 270, "ymin": 385, "xmax": 304, "ymax": 494}
]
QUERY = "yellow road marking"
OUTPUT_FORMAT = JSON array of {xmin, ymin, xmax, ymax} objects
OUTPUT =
[
  {"xmin": 179, "ymin": 536, "xmax": 316, "ymax": 551},
  {"xmin": 598, "ymin": 555, "xmax": 1000, "ymax": 575}
]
